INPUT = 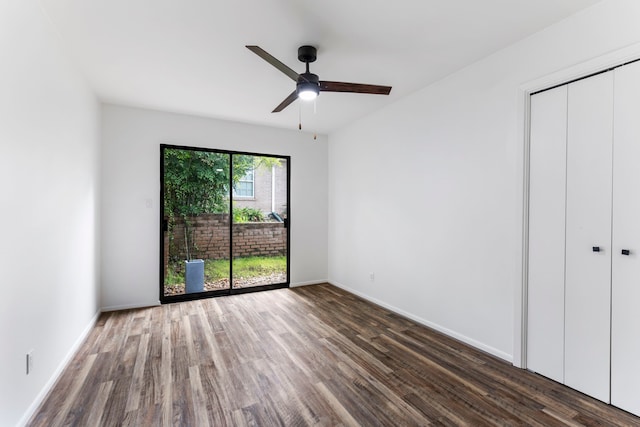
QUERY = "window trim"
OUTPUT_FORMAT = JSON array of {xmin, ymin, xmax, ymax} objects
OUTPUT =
[{"xmin": 233, "ymin": 168, "xmax": 255, "ymax": 198}]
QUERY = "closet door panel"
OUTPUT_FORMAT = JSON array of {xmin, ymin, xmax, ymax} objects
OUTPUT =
[
  {"xmin": 611, "ymin": 61, "xmax": 640, "ymax": 416},
  {"xmin": 527, "ymin": 85, "xmax": 568, "ymax": 383},
  {"xmin": 564, "ymin": 71, "xmax": 613, "ymax": 402}
]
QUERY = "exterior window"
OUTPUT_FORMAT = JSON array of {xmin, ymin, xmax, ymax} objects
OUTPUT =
[{"xmin": 234, "ymin": 169, "xmax": 254, "ymax": 198}]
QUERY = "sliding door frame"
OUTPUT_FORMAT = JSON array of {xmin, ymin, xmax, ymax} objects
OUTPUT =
[{"xmin": 159, "ymin": 143, "xmax": 291, "ymax": 304}]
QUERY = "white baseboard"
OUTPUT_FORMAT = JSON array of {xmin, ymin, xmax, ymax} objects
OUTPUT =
[
  {"xmin": 101, "ymin": 301, "xmax": 161, "ymax": 312},
  {"xmin": 17, "ymin": 310, "xmax": 101, "ymax": 427},
  {"xmin": 328, "ymin": 280, "xmax": 513, "ymax": 363},
  {"xmin": 290, "ymin": 279, "xmax": 328, "ymax": 288}
]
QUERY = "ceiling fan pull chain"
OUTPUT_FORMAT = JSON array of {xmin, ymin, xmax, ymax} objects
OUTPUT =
[{"xmin": 298, "ymin": 102, "xmax": 302, "ymax": 130}]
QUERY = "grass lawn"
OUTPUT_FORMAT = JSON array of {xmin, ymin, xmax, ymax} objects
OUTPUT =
[{"xmin": 165, "ymin": 256, "xmax": 286, "ymax": 285}]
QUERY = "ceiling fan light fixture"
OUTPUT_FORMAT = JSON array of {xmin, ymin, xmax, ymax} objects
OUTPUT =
[{"xmin": 297, "ymin": 81, "xmax": 319, "ymax": 101}]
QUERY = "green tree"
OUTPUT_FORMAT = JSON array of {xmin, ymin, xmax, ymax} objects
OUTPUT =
[
  {"xmin": 163, "ymin": 149, "xmax": 282, "ymax": 260},
  {"xmin": 163, "ymin": 149, "xmax": 254, "ymax": 259}
]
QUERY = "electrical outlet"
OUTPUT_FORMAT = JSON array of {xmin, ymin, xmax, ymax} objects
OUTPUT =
[
  {"xmin": 369, "ymin": 272, "xmax": 375, "ymax": 282},
  {"xmin": 26, "ymin": 351, "xmax": 33, "ymax": 375}
]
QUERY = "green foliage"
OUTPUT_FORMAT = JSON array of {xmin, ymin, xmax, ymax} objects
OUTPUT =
[
  {"xmin": 164, "ymin": 256, "xmax": 286, "ymax": 286},
  {"xmin": 232, "ymin": 256, "xmax": 286, "ymax": 278},
  {"xmin": 163, "ymin": 149, "xmax": 254, "ymax": 259},
  {"xmin": 163, "ymin": 149, "xmax": 253, "ymax": 217},
  {"xmin": 254, "ymin": 156, "xmax": 282, "ymax": 170},
  {"xmin": 163, "ymin": 150, "xmax": 281, "ymax": 220},
  {"xmin": 205, "ymin": 259, "xmax": 230, "ymax": 281},
  {"xmin": 164, "ymin": 264, "xmax": 185, "ymax": 286},
  {"xmin": 233, "ymin": 207, "xmax": 265, "ymax": 223}
]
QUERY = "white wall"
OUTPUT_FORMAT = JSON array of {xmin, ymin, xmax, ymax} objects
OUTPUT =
[
  {"xmin": 328, "ymin": 0, "xmax": 640, "ymax": 361},
  {"xmin": 0, "ymin": 1, "xmax": 100, "ymax": 425},
  {"xmin": 101, "ymin": 105, "xmax": 328, "ymax": 310}
]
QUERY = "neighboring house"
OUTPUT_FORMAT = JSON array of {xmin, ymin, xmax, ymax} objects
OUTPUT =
[{"xmin": 233, "ymin": 159, "xmax": 287, "ymax": 217}]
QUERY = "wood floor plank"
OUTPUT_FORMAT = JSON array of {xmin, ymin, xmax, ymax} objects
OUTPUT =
[
  {"xmin": 160, "ymin": 318, "xmax": 173, "ymax": 425},
  {"xmin": 188, "ymin": 365, "xmax": 211, "ymax": 427},
  {"xmin": 85, "ymin": 380, "xmax": 113, "ymax": 427},
  {"xmin": 41, "ymin": 353, "xmax": 97, "ymax": 427},
  {"xmin": 27, "ymin": 283, "xmax": 640, "ymax": 426},
  {"xmin": 125, "ymin": 332, "xmax": 150, "ymax": 412},
  {"xmin": 314, "ymin": 381, "xmax": 361, "ymax": 427}
]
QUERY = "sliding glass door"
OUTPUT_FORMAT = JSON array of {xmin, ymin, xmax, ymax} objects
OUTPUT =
[
  {"xmin": 160, "ymin": 145, "xmax": 289, "ymax": 303},
  {"xmin": 232, "ymin": 155, "xmax": 288, "ymax": 290}
]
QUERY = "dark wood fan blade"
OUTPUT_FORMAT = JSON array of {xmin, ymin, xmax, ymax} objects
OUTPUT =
[
  {"xmin": 272, "ymin": 91, "xmax": 298, "ymax": 113},
  {"xmin": 320, "ymin": 81, "xmax": 392, "ymax": 95},
  {"xmin": 246, "ymin": 45, "xmax": 300, "ymax": 82}
]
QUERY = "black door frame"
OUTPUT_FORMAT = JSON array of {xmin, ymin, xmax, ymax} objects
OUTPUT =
[{"xmin": 159, "ymin": 144, "xmax": 291, "ymax": 303}]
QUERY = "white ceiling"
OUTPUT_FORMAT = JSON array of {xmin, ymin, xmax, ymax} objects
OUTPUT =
[{"xmin": 40, "ymin": 0, "xmax": 601, "ymax": 134}]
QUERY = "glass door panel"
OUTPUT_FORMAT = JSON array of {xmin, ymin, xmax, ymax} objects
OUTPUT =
[
  {"xmin": 231, "ymin": 155, "xmax": 288, "ymax": 290},
  {"xmin": 162, "ymin": 147, "xmax": 231, "ymax": 298}
]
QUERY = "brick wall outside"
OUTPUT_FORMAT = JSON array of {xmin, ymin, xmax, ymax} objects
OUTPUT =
[{"xmin": 165, "ymin": 213, "xmax": 286, "ymax": 261}]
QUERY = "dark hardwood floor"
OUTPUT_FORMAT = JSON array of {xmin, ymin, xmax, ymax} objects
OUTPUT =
[{"xmin": 28, "ymin": 283, "xmax": 640, "ymax": 426}]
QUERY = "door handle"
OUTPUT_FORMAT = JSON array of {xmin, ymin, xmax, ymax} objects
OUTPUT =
[
  {"xmin": 592, "ymin": 246, "xmax": 601, "ymax": 252},
  {"xmin": 622, "ymin": 249, "xmax": 631, "ymax": 256}
]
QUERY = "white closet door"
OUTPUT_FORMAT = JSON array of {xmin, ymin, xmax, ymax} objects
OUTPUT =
[
  {"xmin": 611, "ymin": 61, "xmax": 640, "ymax": 416},
  {"xmin": 527, "ymin": 85, "xmax": 567, "ymax": 383},
  {"xmin": 564, "ymin": 71, "xmax": 613, "ymax": 402}
]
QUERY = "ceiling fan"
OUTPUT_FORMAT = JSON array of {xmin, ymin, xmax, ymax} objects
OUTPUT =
[{"xmin": 246, "ymin": 45, "xmax": 392, "ymax": 113}]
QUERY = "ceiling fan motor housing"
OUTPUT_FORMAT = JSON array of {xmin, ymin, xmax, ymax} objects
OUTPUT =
[
  {"xmin": 296, "ymin": 72, "xmax": 319, "ymax": 98},
  {"xmin": 296, "ymin": 46, "xmax": 320, "ymax": 98},
  {"xmin": 298, "ymin": 72, "xmax": 319, "ymax": 85}
]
